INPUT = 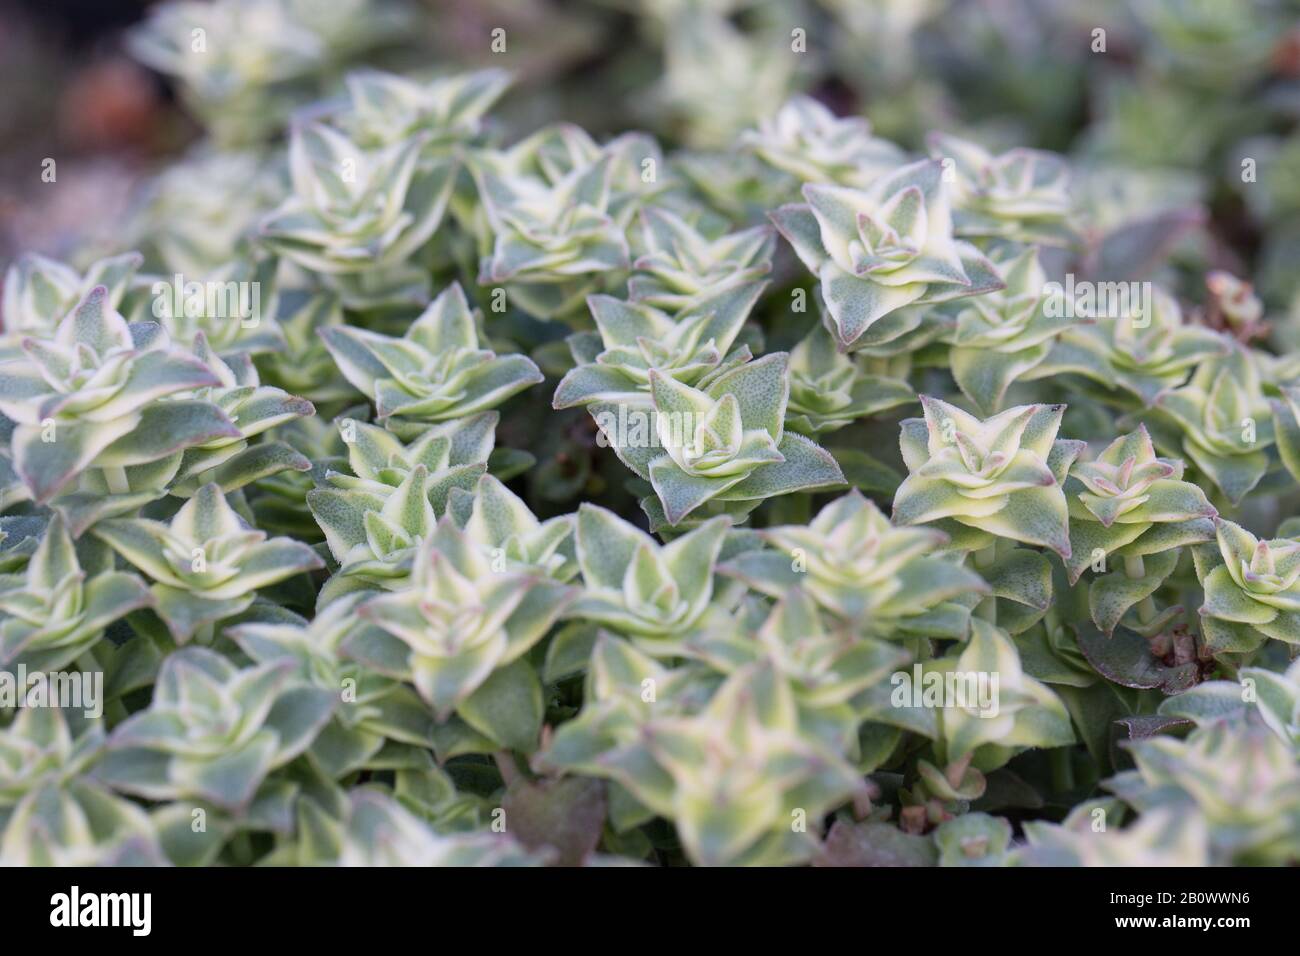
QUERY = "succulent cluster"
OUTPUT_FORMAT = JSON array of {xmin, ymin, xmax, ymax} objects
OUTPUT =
[{"xmin": 2, "ymin": 0, "xmax": 1299, "ymax": 869}]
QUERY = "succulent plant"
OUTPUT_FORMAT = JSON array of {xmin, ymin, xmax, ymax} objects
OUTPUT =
[
  {"xmin": 771, "ymin": 159, "xmax": 1003, "ymax": 351},
  {"xmin": 96, "ymin": 646, "xmax": 335, "ymax": 810},
  {"xmin": 8, "ymin": 0, "xmax": 1300, "ymax": 873},
  {"xmin": 468, "ymin": 126, "xmax": 646, "ymax": 319},
  {"xmin": 1192, "ymin": 518, "xmax": 1300, "ymax": 654},
  {"xmin": 334, "ymin": 68, "xmax": 511, "ymax": 152},
  {"xmin": 1042, "ymin": 287, "xmax": 1228, "ymax": 408},
  {"xmin": 0, "ymin": 516, "xmax": 152, "ymax": 671},
  {"xmin": 320, "ymin": 283, "xmax": 542, "ymax": 430},
  {"xmin": 1108, "ymin": 713, "xmax": 1300, "ymax": 865},
  {"xmin": 628, "ymin": 208, "xmax": 775, "ymax": 312},
  {"xmin": 307, "ymin": 415, "xmax": 493, "ymax": 603},
  {"xmin": 1, "ymin": 252, "xmax": 142, "ymax": 353},
  {"xmin": 92, "ymin": 483, "xmax": 323, "ymax": 642},
  {"xmin": 341, "ymin": 517, "xmax": 573, "ymax": 725},
  {"xmin": 593, "ymin": 353, "xmax": 846, "ymax": 526},
  {"xmin": 785, "ymin": 323, "xmax": 915, "ymax": 435},
  {"xmin": 893, "ymin": 397, "xmax": 1083, "ymax": 560},
  {"xmin": 566, "ymin": 503, "xmax": 728, "ymax": 642},
  {"xmin": 927, "ymin": 134, "xmax": 1075, "ymax": 246},
  {"xmin": 945, "ymin": 246, "xmax": 1074, "ymax": 414},
  {"xmin": 168, "ymin": 333, "xmax": 314, "ymax": 497},
  {"xmin": 1065, "ymin": 426, "xmax": 1217, "ymax": 632},
  {"xmin": 282, "ymin": 788, "xmax": 541, "ymax": 866},
  {"xmin": 0, "ymin": 706, "xmax": 167, "ymax": 866},
  {"xmin": 260, "ymin": 120, "xmax": 457, "ymax": 306},
  {"xmin": 230, "ymin": 595, "xmax": 437, "ymax": 777},
  {"xmin": 0, "ymin": 287, "xmax": 236, "ymax": 506},
  {"xmin": 742, "ymin": 95, "xmax": 907, "ymax": 190},
  {"xmin": 1148, "ymin": 345, "xmax": 1275, "ymax": 505},
  {"xmin": 552, "ymin": 280, "xmax": 763, "ymax": 410},
  {"xmin": 721, "ymin": 490, "xmax": 986, "ymax": 639},
  {"xmin": 128, "ymin": 0, "xmax": 406, "ymax": 145}
]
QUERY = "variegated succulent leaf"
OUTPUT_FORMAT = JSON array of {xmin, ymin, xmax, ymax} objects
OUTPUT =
[
  {"xmin": 927, "ymin": 134, "xmax": 1076, "ymax": 245},
  {"xmin": 894, "ymin": 396, "xmax": 1084, "ymax": 559},
  {"xmin": 321, "ymin": 282, "xmax": 542, "ymax": 426},
  {"xmin": 770, "ymin": 159, "xmax": 1003, "ymax": 351},
  {"xmin": 341, "ymin": 517, "xmax": 574, "ymax": 723},
  {"xmin": 1193, "ymin": 518, "xmax": 1300, "ymax": 653},
  {"xmin": 0, "ymin": 287, "xmax": 238, "ymax": 505},
  {"xmin": 721, "ymin": 490, "xmax": 986, "ymax": 639},
  {"xmin": 0, "ymin": 515, "xmax": 152, "ymax": 671},
  {"xmin": 96, "ymin": 646, "xmax": 335, "ymax": 810},
  {"xmin": 92, "ymin": 483, "xmax": 323, "ymax": 642},
  {"xmin": 593, "ymin": 353, "xmax": 845, "ymax": 525},
  {"xmin": 553, "ymin": 280, "xmax": 763, "ymax": 409}
]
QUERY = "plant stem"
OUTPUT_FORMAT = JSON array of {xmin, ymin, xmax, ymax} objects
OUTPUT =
[
  {"xmin": 1123, "ymin": 554, "xmax": 1158, "ymax": 624},
  {"xmin": 103, "ymin": 465, "xmax": 131, "ymax": 495}
]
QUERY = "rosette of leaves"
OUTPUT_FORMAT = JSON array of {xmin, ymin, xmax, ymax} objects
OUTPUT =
[
  {"xmin": 893, "ymin": 397, "xmax": 1083, "ymax": 560},
  {"xmin": 1064, "ymin": 426, "xmax": 1216, "ymax": 634},
  {"xmin": 230, "ymin": 595, "xmax": 439, "ymax": 778},
  {"xmin": 307, "ymin": 415, "xmax": 493, "ymax": 602},
  {"xmin": 593, "ymin": 353, "xmax": 846, "ymax": 526},
  {"xmin": 721, "ymin": 490, "xmax": 986, "ymax": 640},
  {"xmin": 470, "ymin": 130, "xmax": 632, "ymax": 319},
  {"xmin": 945, "ymin": 246, "xmax": 1075, "ymax": 414},
  {"xmin": 92, "ymin": 483, "xmax": 323, "ymax": 642},
  {"xmin": 570, "ymin": 659, "xmax": 861, "ymax": 866},
  {"xmin": 684, "ymin": 589, "xmax": 908, "ymax": 756},
  {"xmin": 1, "ymin": 252, "xmax": 142, "ymax": 355},
  {"xmin": 0, "ymin": 517, "xmax": 152, "ymax": 672},
  {"xmin": 1191, "ymin": 518, "xmax": 1300, "ymax": 654},
  {"xmin": 127, "ymin": 0, "xmax": 406, "ymax": 145},
  {"xmin": 341, "ymin": 517, "xmax": 574, "ymax": 733},
  {"xmin": 539, "ymin": 632, "xmax": 718, "ymax": 822},
  {"xmin": 785, "ymin": 323, "xmax": 915, "ymax": 435},
  {"xmin": 1041, "ymin": 287, "xmax": 1227, "ymax": 408},
  {"xmin": 1148, "ymin": 344, "xmax": 1275, "ymax": 504},
  {"xmin": 552, "ymin": 280, "xmax": 763, "ymax": 410},
  {"xmin": 260, "ymin": 120, "xmax": 457, "ymax": 306},
  {"xmin": 741, "ymin": 95, "xmax": 907, "ymax": 190},
  {"xmin": 771, "ymin": 159, "xmax": 1003, "ymax": 351},
  {"xmin": 627, "ymin": 208, "xmax": 775, "ymax": 312},
  {"xmin": 927, "ymin": 134, "xmax": 1075, "ymax": 245},
  {"xmin": 447, "ymin": 473, "xmax": 576, "ymax": 582},
  {"xmin": 0, "ymin": 287, "xmax": 236, "ymax": 507},
  {"xmin": 1108, "ymin": 714, "xmax": 1300, "ymax": 864},
  {"xmin": 334, "ymin": 68, "xmax": 512, "ymax": 152},
  {"xmin": 0, "ymin": 708, "xmax": 167, "ymax": 866},
  {"xmin": 167, "ymin": 333, "xmax": 314, "ymax": 497},
  {"xmin": 566, "ymin": 504, "xmax": 728, "ymax": 643},
  {"xmin": 320, "ymin": 282, "xmax": 542, "ymax": 431},
  {"xmin": 96, "ymin": 646, "xmax": 335, "ymax": 811},
  {"xmin": 927, "ymin": 619, "xmax": 1074, "ymax": 766}
]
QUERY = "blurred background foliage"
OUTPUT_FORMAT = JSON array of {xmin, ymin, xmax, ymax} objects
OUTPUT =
[{"xmin": 3, "ymin": 0, "xmax": 1300, "ymax": 520}]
